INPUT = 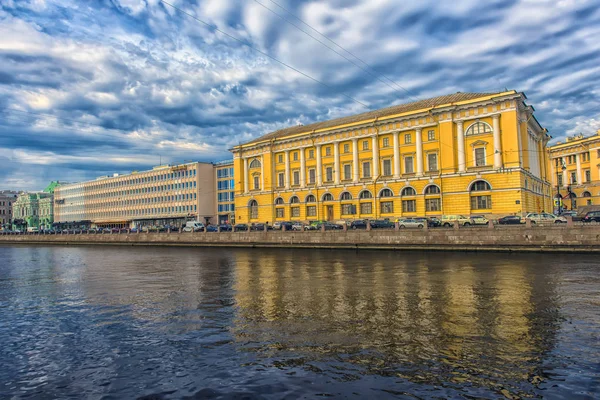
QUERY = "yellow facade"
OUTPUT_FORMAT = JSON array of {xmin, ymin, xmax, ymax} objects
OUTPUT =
[
  {"xmin": 232, "ymin": 91, "xmax": 553, "ymax": 224},
  {"xmin": 547, "ymin": 131, "xmax": 600, "ymax": 210}
]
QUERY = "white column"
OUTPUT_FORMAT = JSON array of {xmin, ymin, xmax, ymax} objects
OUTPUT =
[
  {"xmin": 393, "ymin": 131, "xmax": 400, "ymax": 178},
  {"xmin": 316, "ymin": 144, "xmax": 323, "ymax": 186},
  {"xmin": 284, "ymin": 150, "xmax": 290, "ymax": 189},
  {"xmin": 550, "ymin": 160, "xmax": 556, "ymax": 187},
  {"xmin": 562, "ymin": 168, "xmax": 568, "ymax": 188},
  {"xmin": 334, "ymin": 142, "xmax": 340, "ymax": 184},
  {"xmin": 260, "ymin": 154, "xmax": 265, "ymax": 191},
  {"xmin": 457, "ymin": 121, "xmax": 466, "ymax": 172},
  {"xmin": 300, "ymin": 147, "xmax": 306, "ymax": 188},
  {"xmin": 243, "ymin": 157, "xmax": 249, "ymax": 193},
  {"xmin": 416, "ymin": 128, "xmax": 423, "ymax": 176},
  {"xmin": 352, "ymin": 138, "xmax": 359, "ymax": 183},
  {"xmin": 493, "ymin": 114, "xmax": 503, "ymax": 169},
  {"xmin": 372, "ymin": 135, "xmax": 379, "ymax": 178},
  {"xmin": 576, "ymin": 153, "xmax": 582, "ymax": 184}
]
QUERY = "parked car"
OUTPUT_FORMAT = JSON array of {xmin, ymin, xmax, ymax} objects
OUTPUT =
[
  {"xmin": 183, "ymin": 221, "xmax": 205, "ymax": 232},
  {"xmin": 219, "ymin": 224, "xmax": 233, "ymax": 232},
  {"xmin": 316, "ymin": 222, "xmax": 343, "ymax": 230},
  {"xmin": 426, "ymin": 217, "xmax": 442, "ymax": 227},
  {"xmin": 252, "ymin": 223, "xmax": 273, "ymax": 231},
  {"xmin": 471, "ymin": 215, "xmax": 489, "ymax": 225},
  {"xmin": 371, "ymin": 219, "xmax": 395, "ymax": 229},
  {"xmin": 561, "ymin": 210, "xmax": 580, "ymax": 221},
  {"xmin": 234, "ymin": 224, "xmax": 249, "ymax": 232},
  {"xmin": 498, "ymin": 215, "xmax": 522, "ymax": 225},
  {"xmin": 291, "ymin": 222, "xmax": 305, "ymax": 231},
  {"xmin": 522, "ymin": 213, "xmax": 567, "ymax": 224},
  {"xmin": 397, "ymin": 218, "xmax": 425, "ymax": 228},
  {"xmin": 304, "ymin": 221, "xmax": 319, "ymax": 230},
  {"xmin": 441, "ymin": 215, "xmax": 473, "ymax": 227},
  {"xmin": 582, "ymin": 211, "xmax": 600, "ymax": 223},
  {"xmin": 350, "ymin": 220, "xmax": 368, "ymax": 230},
  {"xmin": 205, "ymin": 225, "xmax": 218, "ymax": 232}
]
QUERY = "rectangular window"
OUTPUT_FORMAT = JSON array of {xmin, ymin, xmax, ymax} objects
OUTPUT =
[
  {"xmin": 382, "ymin": 137, "xmax": 389, "ymax": 148},
  {"xmin": 362, "ymin": 140, "xmax": 369, "ymax": 150},
  {"xmin": 585, "ymin": 169, "xmax": 591, "ymax": 182},
  {"xmin": 291, "ymin": 207, "xmax": 300, "ymax": 217},
  {"xmin": 404, "ymin": 134, "xmax": 412, "ymax": 144},
  {"xmin": 308, "ymin": 169, "xmax": 316, "ymax": 184},
  {"xmin": 293, "ymin": 152, "xmax": 298, "ymax": 161},
  {"xmin": 293, "ymin": 170, "xmax": 300, "ymax": 186},
  {"xmin": 309, "ymin": 149, "xmax": 315, "ymax": 159},
  {"xmin": 326, "ymin": 167, "xmax": 333, "ymax": 182},
  {"xmin": 253, "ymin": 176, "xmax": 260, "ymax": 190},
  {"xmin": 344, "ymin": 164, "xmax": 352, "ymax": 180},
  {"xmin": 325, "ymin": 146, "xmax": 331, "ymax": 156},
  {"xmin": 428, "ymin": 130, "xmax": 435, "ymax": 141},
  {"xmin": 570, "ymin": 172, "xmax": 577, "ymax": 184},
  {"xmin": 276, "ymin": 208, "xmax": 284, "ymax": 218},
  {"xmin": 471, "ymin": 195, "xmax": 492, "ymax": 210},
  {"xmin": 380, "ymin": 201, "xmax": 393, "ymax": 214},
  {"xmin": 383, "ymin": 159, "xmax": 392, "ymax": 176},
  {"xmin": 428, "ymin": 153, "xmax": 438, "ymax": 172},
  {"xmin": 558, "ymin": 174, "xmax": 563, "ymax": 186},
  {"xmin": 306, "ymin": 206, "xmax": 316, "ymax": 217},
  {"xmin": 278, "ymin": 154, "xmax": 283, "ymax": 163},
  {"xmin": 341, "ymin": 204, "xmax": 354, "ymax": 215},
  {"xmin": 278, "ymin": 173, "xmax": 285, "ymax": 188},
  {"xmin": 425, "ymin": 198, "xmax": 441, "ymax": 212},
  {"xmin": 404, "ymin": 156, "xmax": 414, "ymax": 173},
  {"xmin": 402, "ymin": 200, "xmax": 416, "ymax": 212},
  {"xmin": 360, "ymin": 202, "xmax": 372, "ymax": 214},
  {"xmin": 343, "ymin": 143, "xmax": 350, "ymax": 153},
  {"xmin": 475, "ymin": 148, "xmax": 486, "ymax": 166},
  {"xmin": 362, "ymin": 162, "xmax": 371, "ymax": 178}
]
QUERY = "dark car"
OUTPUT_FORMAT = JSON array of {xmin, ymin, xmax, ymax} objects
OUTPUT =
[
  {"xmin": 219, "ymin": 224, "xmax": 233, "ymax": 232},
  {"xmin": 561, "ymin": 210, "xmax": 581, "ymax": 221},
  {"xmin": 427, "ymin": 217, "xmax": 442, "ymax": 227},
  {"xmin": 371, "ymin": 219, "xmax": 395, "ymax": 229},
  {"xmin": 205, "ymin": 225, "xmax": 218, "ymax": 232},
  {"xmin": 498, "ymin": 215, "xmax": 522, "ymax": 225},
  {"xmin": 252, "ymin": 223, "xmax": 273, "ymax": 231},
  {"xmin": 350, "ymin": 220, "xmax": 368, "ymax": 229},
  {"xmin": 234, "ymin": 224, "xmax": 249, "ymax": 232},
  {"xmin": 317, "ymin": 222, "xmax": 343, "ymax": 230},
  {"xmin": 582, "ymin": 211, "xmax": 600, "ymax": 223}
]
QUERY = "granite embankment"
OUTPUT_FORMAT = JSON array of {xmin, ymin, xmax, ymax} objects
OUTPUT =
[{"xmin": 1, "ymin": 225, "xmax": 599, "ymax": 253}]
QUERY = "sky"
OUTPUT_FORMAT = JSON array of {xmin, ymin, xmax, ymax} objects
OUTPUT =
[{"xmin": 1, "ymin": 0, "xmax": 599, "ymax": 190}]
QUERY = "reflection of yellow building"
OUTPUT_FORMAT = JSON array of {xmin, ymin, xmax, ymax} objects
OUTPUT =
[
  {"xmin": 547, "ymin": 131, "xmax": 600, "ymax": 210},
  {"xmin": 231, "ymin": 91, "xmax": 553, "ymax": 223}
]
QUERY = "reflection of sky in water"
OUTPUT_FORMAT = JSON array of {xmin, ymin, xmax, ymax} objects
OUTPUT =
[{"xmin": 0, "ymin": 246, "xmax": 598, "ymax": 399}]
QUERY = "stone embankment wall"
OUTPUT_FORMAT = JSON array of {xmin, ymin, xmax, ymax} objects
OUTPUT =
[{"xmin": 1, "ymin": 225, "xmax": 599, "ymax": 253}]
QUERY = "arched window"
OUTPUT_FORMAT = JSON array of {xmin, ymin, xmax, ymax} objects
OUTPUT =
[
  {"xmin": 340, "ymin": 192, "xmax": 353, "ymax": 201},
  {"xmin": 582, "ymin": 191, "xmax": 591, "ymax": 197},
  {"xmin": 359, "ymin": 190, "xmax": 373, "ymax": 199},
  {"xmin": 465, "ymin": 121, "xmax": 493, "ymax": 136},
  {"xmin": 305, "ymin": 194, "xmax": 316, "ymax": 203},
  {"xmin": 249, "ymin": 200, "xmax": 258, "ymax": 219},
  {"xmin": 424, "ymin": 185, "xmax": 440, "ymax": 195},
  {"xmin": 322, "ymin": 193, "xmax": 334, "ymax": 202},
  {"xmin": 470, "ymin": 180, "xmax": 491, "ymax": 191},
  {"xmin": 290, "ymin": 196, "xmax": 300, "ymax": 204},
  {"xmin": 274, "ymin": 197, "xmax": 284, "ymax": 205},
  {"xmin": 379, "ymin": 188, "xmax": 393, "ymax": 198},
  {"xmin": 249, "ymin": 159, "xmax": 261, "ymax": 168},
  {"xmin": 401, "ymin": 187, "xmax": 416, "ymax": 196}
]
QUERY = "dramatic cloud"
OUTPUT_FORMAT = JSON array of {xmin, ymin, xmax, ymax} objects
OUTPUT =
[{"xmin": 0, "ymin": 0, "xmax": 599, "ymax": 190}]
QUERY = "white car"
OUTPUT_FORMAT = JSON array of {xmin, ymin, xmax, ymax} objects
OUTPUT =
[
  {"xmin": 291, "ymin": 222, "xmax": 305, "ymax": 231},
  {"xmin": 397, "ymin": 218, "xmax": 425, "ymax": 228},
  {"xmin": 522, "ymin": 212, "xmax": 567, "ymax": 224}
]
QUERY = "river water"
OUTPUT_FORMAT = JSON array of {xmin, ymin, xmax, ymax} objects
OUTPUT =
[{"xmin": 0, "ymin": 246, "xmax": 598, "ymax": 399}]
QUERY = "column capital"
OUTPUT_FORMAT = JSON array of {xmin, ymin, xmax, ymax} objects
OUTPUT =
[
  {"xmin": 456, "ymin": 120, "xmax": 464, "ymax": 127},
  {"xmin": 415, "ymin": 127, "xmax": 422, "ymax": 133},
  {"xmin": 492, "ymin": 113, "xmax": 501, "ymax": 120}
]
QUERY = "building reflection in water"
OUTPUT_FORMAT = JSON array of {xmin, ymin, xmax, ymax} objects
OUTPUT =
[{"xmin": 232, "ymin": 250, "xmax": 561, "ymax": 396}]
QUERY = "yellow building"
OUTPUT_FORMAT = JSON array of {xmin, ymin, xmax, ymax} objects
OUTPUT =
[
  {"xmin": 231, "ymin": 91, "xmax": 553, "ymax": 224},
  {"xmin": 547, "ymin": 131, "xmax": 600, "ymax": 211}
]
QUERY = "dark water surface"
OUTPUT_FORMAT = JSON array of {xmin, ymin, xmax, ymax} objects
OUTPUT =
[{"xmin": 0, "ymin": 246, "xmax": 598, "ymax": 399}]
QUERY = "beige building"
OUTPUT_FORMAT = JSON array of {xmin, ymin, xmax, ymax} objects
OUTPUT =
[
  {"xmin": 54, "ymin": 162, "xmax": 216, "ymax": 229},
  {"xmin": 0, "ymin": 191, "xmax": 18, "ymax": 229},
  {"xmin": 547, "ymin": 130, "xmax": 600, "ymax": 211}
]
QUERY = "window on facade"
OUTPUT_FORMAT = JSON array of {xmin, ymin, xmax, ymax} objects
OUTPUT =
[
  {"xmin": 466, "ymin": 121, "xmax": 493, "ymax": 136},
  {"xmin": 382, "ymin": 159, "xmax": 392, "ymax": 176},
  {"xmin": 325, "ymin": 167, "xmax": 333, "ymax": 182},
  {"xmin": 475, "ymin": 148, "xmax": 486, "ymax": 166},
  {"xmin": 293, "ymin": 171, "xmax": 300, "ymax": 186},
  {"xmin": 249, "ymin": 200, "xmax": 258, "ymax": 219},
  {"xmin": 427, "ymin": 153, "xmax": 438, "ymax": 172},
  {"xmin": 558, "ymin": 174, "xmax": 564, "ymax": 186},
  {"xmin": 426, "ymin": 198, "xmax": 441, "ymax": 211},
  {"xmin": 253, "ymin": 175, "xmax": 260, "ymax": 190},
  {"xmin": 362, "ymin": 141, "xmax": 369, "ymax": 150},
  {"xmin": 382, "ymin": 137, "xmax": 389, "ymax": 148},
  {"xmin": 380, "ymin": 201, "xmax": 394, "ymax": 214},
  {"xmin": 341, "ymin": 204, "xmax": 355, "ymax": 215},
  {"xmin": 278, "ymin": 154, "xmax": 283, "ymax": 163},
  {"xmin": 343, "ymin": 143, "xmax": 350, "ymax": 153},
  {"xmin": 471, "ymin": 195, "xmax": 492, "ymax": 210},
  {"xmin": 585, "ymin": 170, "xmax": 591, "ymax": 183},
  {"xmin": 360, "ymin": 202, "xmax": 372, "ymax": 214},
  {"xmin": 291, "ymin": 207, "xmax": 300, "ymax": 217},
  {"xmin": 470, "ymin": 180, "xmax": 491, "ymax": 191},
  {"xmin": 404, "ymin": 156, "xmax": 414, "ymax": 173},
  {"xmin": 290, "ymin": 196, "xmax": 300, "ymax": 204},
  {"xmin": 340, "ymin": 192, "xmax": 353, "ymax": 201},
  {"xmin": 401, "ymin": 187, "xmax": 416, "ymax": 196},
  {"xmin": 379, "ymin": 188, "xmax": 393, "ymax": 198},
  {"xmin": 308, "ymin": 149, "xmax": 314, "ymax": 159},
  {"xmin": 278, "ymin": 173, "xmax": 285, "ymax": 188},
  {"xmin": 362, "ymin": 162, "xmax": 371, "ymax": 178},
  {"xmin": 322, "ymin": 193, "xmax": 334, "ymax": 202},
  {"xmin": 424, "ymin": 185, "xmax": 440, "ymax": 195},
  {"xmin": 306, "ymin": 195, "xmax": 316, "ymax": 203},
  {"xmin": 293, "ymin": 152, "xmax": 298, "ymax": 161},
  {"xmin": 402, "ymin": 200, "xmax": 416, "ymax": 212},
  {"xmin": 428, "ymin": 130, "xmax": 435, "ymax": 141},
  {"xmin": 275, "ymin": 197, "xmax": 284, "ymax": 205},
  {"xmin": 308, "ymin": 169, "xmax": 316, "ymax": 184},
  {"xmin": 343, "ymin": 164, "xmax": 352, "ymax": 180},
  {"xmin": 325, "ymin": 147, "xmax": 331, "ymax": 156},
  {"xmin": 570, "ymin": 172, "xmax": 577, "ymax": 184},
  {"xmin": 404, "ymin": 134, "xmax": 412, "ymax": 144},
  {"xmin": 249, "ymin": 159, "xmax": 261, "ymax": 168},
  {"xmin": 306, "ymin": 206, "xmax": 316, "ymax": 217},
  {"xmin": 276, "ymin": 208, "xmax": 284, "ymax": 218},
  {"xmin": 582, "ymin": 152, "xmax": 589, "ymax": 162},
  {"xmin": 359, "ymin": 190, "xmax": 373, "ymax": 199}
]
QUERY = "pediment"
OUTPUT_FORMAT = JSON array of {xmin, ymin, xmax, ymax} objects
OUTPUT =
[{"xmin": 470, "ymin": 140, "xmax": 488, "ymax": 147}]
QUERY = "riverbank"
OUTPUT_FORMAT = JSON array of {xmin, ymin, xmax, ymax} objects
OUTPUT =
[{"xmin": 1, "ymin": 224, "xmax": 598, "ymax": 253}]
